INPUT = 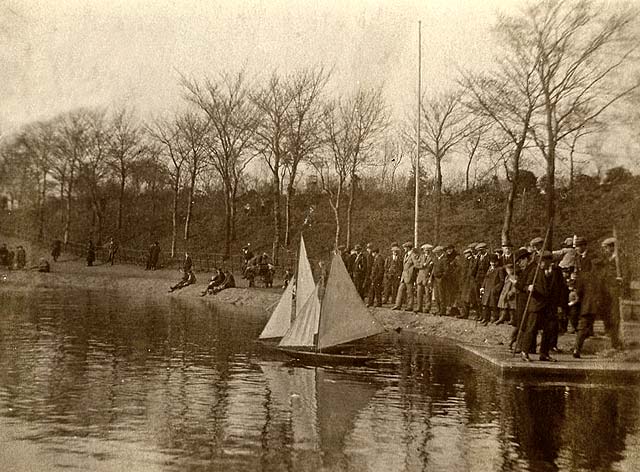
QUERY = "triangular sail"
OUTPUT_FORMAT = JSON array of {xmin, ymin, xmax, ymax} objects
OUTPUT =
[
  {"xmin": 295, "ymin": 235, "xmax": 315, "ymax": 322},
  {"xmin": 317, "ymin": 253, "xmax": 385, "ymax": 350},
  {"xmin": 258, "ymin": 235, "xmax": 314, "ymax": 340},
  {"xmin": 279, "ymin": 285, "xmax": 321, "ymax": 348},
  {"xmin": 259, "ymin": 278, "xmax": 294, "ymax": 339}
]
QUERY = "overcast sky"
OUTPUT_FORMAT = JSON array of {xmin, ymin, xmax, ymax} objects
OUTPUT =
[
  {"xmin": 1, "ymin": 0, "xmax": 519, "ymax": 128},
  {"xmin": 1, "ymin": 0, "xmax": 636, "ymax": 174}
]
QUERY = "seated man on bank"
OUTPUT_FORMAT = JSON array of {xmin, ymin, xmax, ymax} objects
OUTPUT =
[
  {"xmin": 168, "ymin": 269, "xmax": 196, "ymax": 293},
  {"xmin": 201, "ymin": 268, "xmax": 225, "ymax": 296},
  {"xmin": 30, "ymin": 258, "xmax": 50, "ymax": 273},
  {"xmin": 210, "ymin": 269, "xmax": 235, "ymax": 295}
]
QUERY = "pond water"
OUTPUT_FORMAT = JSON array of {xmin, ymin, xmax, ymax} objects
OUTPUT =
[{"xmin": 0, "ymin": 289, "xmax": 638, "ymax": 472}]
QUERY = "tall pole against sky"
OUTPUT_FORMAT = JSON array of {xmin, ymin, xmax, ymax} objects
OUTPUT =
[{"xmin": 414, "ymin": 21, "xmax": 422, "ymax": 247}]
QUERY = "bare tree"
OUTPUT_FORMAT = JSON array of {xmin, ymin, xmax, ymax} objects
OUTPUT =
[
  {"xmin": 108, "ymin": 106, "xmax": 145, "ymax": 234},
  {"xmin": 175, "ymin": 111, "xmax": 209, "ymax": 245},
  {"xmin": 513, "ymin": 0, "xmax": 639, "ymax": 243},
  {"xmin": 282, "ymin": 67, "xmax": 331, "ymax": 247},
  {"xmin": 183, "ymin": 71, "xmax": 259, "ymax": 257},
  {"xmin": 314, "ymin": 99, "xmax": 350, "ymax": 250},
  {"xmin": 417, "ymin": 90, "xmax": 470, "ymax": 242},
  {"xmin": 252, "ymin": 71, "xmax": 294, "ymax": 263},
  {"xmin": 18, "ymin": 120, "xmax": 55, "ymax": 241},
  {"xmin": 81, "ymin": 109, "xmax": 111, "ymax": 245},
  {"xmin": 50, "ymin": 109, "xmax": 89, "ymax": 244},
  {"xmin": 377, "ymin": 136, "xmax": 405, "ymax": 192},
  {"xmin": 342, "ymin": 87, "xmax": 388, "ymax": 248},
  {"xmin": 147, "ymin": 114, "xmax": 188, "ymax": 257},
  {"xmin": 462, "ymin": 21, "xmax": 543, "ymax": 245}
]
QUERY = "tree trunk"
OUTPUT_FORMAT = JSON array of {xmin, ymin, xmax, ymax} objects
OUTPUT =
[
  {"xmin": 224, "ymin": 186, "xmax": 232, "ymax": 257},
  {"xmin": 434, "ymin": 155, "xmax": 443, "ymax": 243},
  {"xmin": 171, "ymin": 177, "xmax": 179, "ymax": 258},
  {"xmin": 346, "ymin": 174, "xmax": 356, "ymax": 249},
  {"xmin": 184, "ymin": 169, "xmax": 196, "ymax": 243},
  {"xmin": 284, "ymin": 189, "xmax": 292, "ymax": 247},
  {"xmin": 332, "ymin": 183, "xmax": 343, "ymax": 250},
  {"xmin": 284, "ymin": 174, "xmax": 297, "ymax": 247},
  {"xmin": 502, "ymin": 147, "xmax": 522, "ymax": 246},
  {"xmin": 117, "ymin": 171, "xmax": 125, "ymax": 232},
  {"xmin": 38, "ymin": 169, "xmax": 47, "ymax": 241},
  {"xmin": 231, "ymin": 186, "xmax": 237, "ymax": 241},
  {"xmin": 272, "ymin": 172, "xmax": 281, "ymax": 264}
]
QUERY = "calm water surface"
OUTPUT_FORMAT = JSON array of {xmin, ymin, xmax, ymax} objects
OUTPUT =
[{"xmin": 0, "ymin": 289, "xmax": 638, "ymax": 472}]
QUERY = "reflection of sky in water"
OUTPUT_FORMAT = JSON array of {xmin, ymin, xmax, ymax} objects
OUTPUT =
[{"xmin": 0, "ymin": 290, "xmax": 638, "ymax": 472}]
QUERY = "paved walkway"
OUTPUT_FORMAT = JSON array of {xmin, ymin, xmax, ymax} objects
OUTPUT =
[{"xmin": 459, "ymin": 343, "xmax": 640, "ymax": 383}]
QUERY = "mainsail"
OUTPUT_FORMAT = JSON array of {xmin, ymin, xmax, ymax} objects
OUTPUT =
[
  {"xmin": 279, "ymin": 285, "xmax": 321, "ymax": 348},
  {"xmin": 316, "ymin": 253, "xmax": 385, "ymax": 350},
  {"xmin": 259, "ymin": 235, "xmax": 315, "ymax": 340}
]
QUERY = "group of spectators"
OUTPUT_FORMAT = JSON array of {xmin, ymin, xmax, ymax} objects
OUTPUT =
[
  {"xmin": 0, "ymin": 243, "xmax": 27, "ymax": 270},
  {"xmin": 338, "ymin": 235, "xmax": 626, "ymax": 362},
  {"xmin": 167, "ymin": 251, "xmax": 236, "ymax": 296}
]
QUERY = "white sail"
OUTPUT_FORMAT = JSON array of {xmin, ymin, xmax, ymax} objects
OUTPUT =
[
  {"xmin": 258, "ymin": 235, "xmax": 315, "ymax": 340},
  {"xmin": 317, "ymin": 253, "xmax": 385, "ymax": 351},
  {"xmin": 258, "ymin": 278, "xmax": 294, "ymax": 339},
  {"xmin": 295, "ymin": 235, "xmax": 315, "ymax": 322},
  {"xmin": 279, "ymin": 285, "xmax": 321, "ymax": 348}
]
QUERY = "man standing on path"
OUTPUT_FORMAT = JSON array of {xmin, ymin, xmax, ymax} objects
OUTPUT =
[
  {"xmin": 392, "ymin": 242, "xmax": 419, "ymax": 312},
  {"xmin": 517, "ymin": 251, "xmax": 567, "ymax": 362},
  {"xmin": 415, "ymin": 244, "xmax": 434, "ymax": 314},
  {"xmin": 383, "ymin": 243, "xmax": 403, "ymax": 305},
  {"xmin": 367, "ymin": 247, "xmax": 385, "ymax": 307}
]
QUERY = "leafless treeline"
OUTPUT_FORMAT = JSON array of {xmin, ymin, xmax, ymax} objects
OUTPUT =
[{"xmin": 1, "ymin": 0, "xmax": 638, "ymax": 257}]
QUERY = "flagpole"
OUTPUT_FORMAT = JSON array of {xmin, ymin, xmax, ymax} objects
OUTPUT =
[{"xmin": 414, "ymin": 20, "xmax": 422, "ymax": 248}]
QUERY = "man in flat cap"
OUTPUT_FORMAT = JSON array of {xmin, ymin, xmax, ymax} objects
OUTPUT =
[
  {"xmin": 383, "ymin": 244, "xmax": 403, "ymax": 304},
  {"xmin": 392, "ymin": 243, "xmax": 420, "ymax": 311},
  {"xmin": 574, "ymin": 237, "xmax": 595, "ymax": 273},
  {"xmin": 431, "ymin": 246, "xmax": 448, "ymax": 316},
  {"xmin": 350, "ymin": 244, "xmax": 368, "ymax": 298},
  {"xmin": 367, "ymin": 247, "xmax": 385, "ymax": 307},
  {"xmin": 415, "ymin": 244, "xmax": 435, "ymax": 314},
  {"xmin": 529, "ymin": 237, "xmax": 544, "ymax": 255},
  {"xmin": 599, "ymin": 237, "xmax": 625, "ymax": 349},
  {"xmin": 516, "ymin": 251, "xmax": 567, "ymax": 362},
  {"xmin": 458, "ymin": 247, "xmax": 478, "ymax": 319}
]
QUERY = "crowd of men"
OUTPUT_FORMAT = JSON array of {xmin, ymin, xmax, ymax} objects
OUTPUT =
[{"xmin": 339, "ymin": 235, "xmax": 626, "ymax": 362}]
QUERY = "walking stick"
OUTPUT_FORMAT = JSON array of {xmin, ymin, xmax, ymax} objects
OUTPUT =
[{"xmin": 512, "ymin": 225, "xmax": 551, "ymax": 357}]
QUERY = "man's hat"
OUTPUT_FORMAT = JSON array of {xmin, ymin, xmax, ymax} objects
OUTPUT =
[
  {"xmin": 421, "ymin": 243, "xmax": 434, "ymax": 250},
  {"xmin": 463, "ymin": 248, "xmax": 472, "ymax": 255},
  {"xmin": 574, "ymin": 236, "xmax": 587, "ymax": 246},
  {"xmin": 402, "ymin": 241, "xmax": 413, "ymax": 248},
  {"xmin": 445, "ymin": 244, "xmax": 454, "ymax": 250},
  {"xmin": 475, "ymin": 242, "xmax": 487, "ymax": 250},
  {"xmin": 366, "ymin": 242, "xmax": 373, "ymax": 249},
  {"xmin": 602, "ymin": 237, "xmax": 616, "ymax": 247},
  {"xmin": 433, "ymin": 245, "xmax": 444, "ymax": 252},
  {"xmin": 372, "ymin": 247, "xmax": 380, "ymax": 253},
  {"xmin": 390, "ymin": 241, "xmax": 399, "ymax": 248},
  {"xmin": 468, "ymin": 242, "xmax": 478, "ymax": 249},
  {"xmin": 337, "ymin": 245, "xmax": 346, "ymax": 251},
  {"xmin": 502, "ymin": 241, "xmax": 514, "ymax": 248},
  {"xmin": 529, "ymin": 237, "xmax": 544, "ymax": 246},
  {"xmin": 563, "ymin": 237, "xmax": 574, "ymax": 247},
  {"xmin": 354, "ymin": 244, "xmax": 362, "ymax": 251},
  {"xmin": 488, "ymin": 254, "xmax": 499, "ymax": 263},
  {"xmin": 515, "ymin": 248, "xmax": 530, "ymax": 261}
]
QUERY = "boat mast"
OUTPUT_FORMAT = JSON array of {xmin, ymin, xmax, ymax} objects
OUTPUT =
[{"xmin": 414, "ymin": 20, "xmax": 422, "ymax": 247}]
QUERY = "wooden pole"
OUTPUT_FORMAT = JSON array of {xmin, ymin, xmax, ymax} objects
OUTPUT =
[{"xmin": 414, "ymin": 20, "xmax": 421, "ymax": 248}]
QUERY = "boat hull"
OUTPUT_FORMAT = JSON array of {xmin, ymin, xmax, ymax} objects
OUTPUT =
[{"xmin": 276, "ymin": 348, "xmax": 375, "ymax": 365}]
